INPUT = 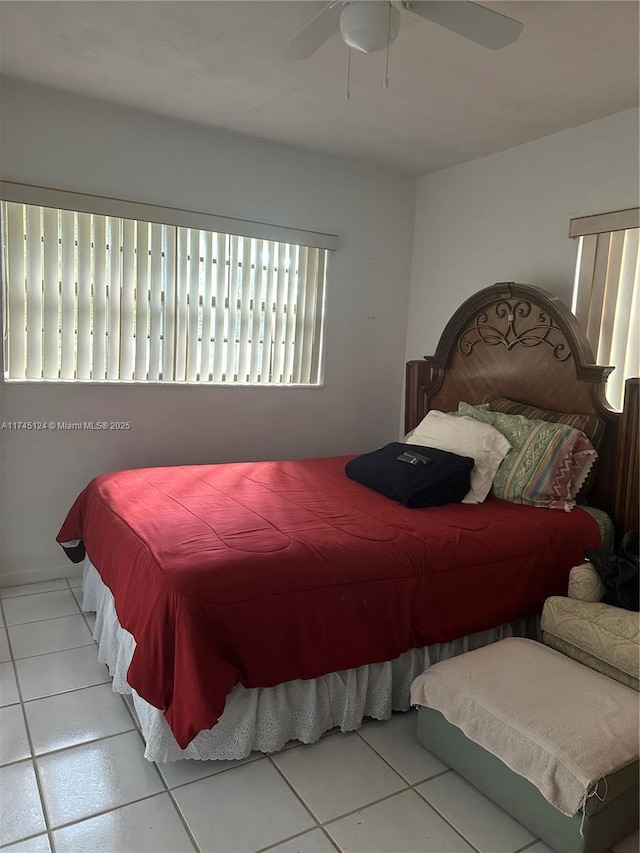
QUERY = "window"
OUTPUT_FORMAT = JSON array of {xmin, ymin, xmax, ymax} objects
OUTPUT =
[
  {"xmin": 570, "ymin": 208, "xmax": 639, "ymax": 411},
  {"xmin": 0, "ymin": 184, "xmax": 335, "ymax": 384}
]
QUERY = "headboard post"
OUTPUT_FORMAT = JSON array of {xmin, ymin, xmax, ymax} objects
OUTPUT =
[
  {"xmin": 613, "ymin": 378, "xmax": 639, "ymax": 535},
  {"xmin": 404, "ymin": 283, "xmax": 638, "ymax": 534},
  {"xmin": 404, "ymin": 360, "xmax": 434, "ymax": 435}
]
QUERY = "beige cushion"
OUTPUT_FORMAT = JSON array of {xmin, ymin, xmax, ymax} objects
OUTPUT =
[
  {"xmin": 544, "ymin": 633, "xmax": 639, "ymax": 691},
  {"xmin": 568, "ymin": 563, "xmax": 605, "ymax": 603},
  {"xmin": 410, "ymin": 637, "xmax": 639, "ymax": 817},
  {"xmin": 541, "ymin": 596, "xmax": 639, "ymax": 684}
]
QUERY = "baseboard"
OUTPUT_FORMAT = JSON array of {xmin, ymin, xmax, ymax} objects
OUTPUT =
[{"xmin": 0, "ymin": 562, "xmax": 83, "ymax": 589}]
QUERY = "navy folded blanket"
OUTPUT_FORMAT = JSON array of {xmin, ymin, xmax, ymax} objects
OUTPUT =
[{"xmin": 345, "ymin": 442, "xmax": 473, "ymax": 508}]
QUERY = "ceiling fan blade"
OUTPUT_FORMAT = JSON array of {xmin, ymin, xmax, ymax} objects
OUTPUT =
[
  {"xmin": 283, "ymin": 3, "xmax": 343, "ymax": 60},
  {"xmin": 406, "ymin": 1, "xmax": 523, "ymax": 49}
]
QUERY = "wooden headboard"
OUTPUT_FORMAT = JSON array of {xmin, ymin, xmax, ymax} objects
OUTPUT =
[{"xmin": 405, "ymin": 282, "xmax": 638, "ymax": 535}]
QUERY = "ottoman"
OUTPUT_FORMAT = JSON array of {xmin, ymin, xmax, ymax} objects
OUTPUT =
[
  {"xmin": 410, "ymin": 638, "xmax": 639, "ymax": 853},
  {"xmin": 541, "ymin": 563, "xmax": 640, "ymax": 691}
]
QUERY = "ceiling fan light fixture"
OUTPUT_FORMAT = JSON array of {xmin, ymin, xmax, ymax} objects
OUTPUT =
[{"xmin": 339, "ymin": 2, "xmax": 401, "ymax": 54}]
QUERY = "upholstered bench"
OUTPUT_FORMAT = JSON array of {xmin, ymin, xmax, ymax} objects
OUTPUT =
[
  {"xmin": 411, "ymin": 638, "xmax": 639, "ymax": 853},
  {"xmin": 541, "ymin": 563, "xmax": 639, "ymax": 690}
]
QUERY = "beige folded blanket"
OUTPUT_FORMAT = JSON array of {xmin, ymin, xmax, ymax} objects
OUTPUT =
[{"xmin": 410, "ymin": 637, "xmax": 640, "ymax": 816}]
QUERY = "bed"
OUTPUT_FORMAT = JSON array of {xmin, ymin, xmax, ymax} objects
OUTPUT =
[{"xmin": 57, "ymin": 282, "xmax": 639, "ymax": 762}]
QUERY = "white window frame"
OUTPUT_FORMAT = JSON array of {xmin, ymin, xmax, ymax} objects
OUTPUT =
[
  {"xmin": 570, "ymin": 207, "xmax": 639, "ymax": 411},
  {"xmin": 1, "ymin": 182, "xmax": 337, "ymax": 386}
]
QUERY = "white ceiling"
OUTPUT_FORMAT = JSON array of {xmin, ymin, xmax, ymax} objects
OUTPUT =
[{"xmin": 0, "ymin": 1, "xmax": 638, "ymax": 175}]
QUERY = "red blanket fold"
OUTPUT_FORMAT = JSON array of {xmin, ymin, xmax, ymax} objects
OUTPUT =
[{"xmin": 57, "ymin": 456, "xmax": 601, "ymax": 748}]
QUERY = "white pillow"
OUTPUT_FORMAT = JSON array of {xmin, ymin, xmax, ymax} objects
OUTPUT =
[{"xmin": 405, "ymin": 410, "xmax": 511, "ymax": 503}]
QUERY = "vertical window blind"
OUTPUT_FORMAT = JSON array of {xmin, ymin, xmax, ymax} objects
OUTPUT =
[
  {"xmin": 570, "ymin": 208, "xmax": 639, "ymax": 411},
  {"xmin": 1, "ymin": 200, "xmax": 329, "ymax": 384}
]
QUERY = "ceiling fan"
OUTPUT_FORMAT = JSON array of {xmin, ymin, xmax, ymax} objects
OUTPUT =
[{"xmin": 283, "ymin": 1, "xmax": 524, "ymax": 60}]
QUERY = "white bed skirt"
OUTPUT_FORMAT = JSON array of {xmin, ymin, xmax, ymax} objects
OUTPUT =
[{"xmin": 82, "ymin": 558, "xmax": 540, "ymax": 762}]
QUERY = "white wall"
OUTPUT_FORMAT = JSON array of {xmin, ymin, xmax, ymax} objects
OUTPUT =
[
  {"xmin": 405, "ymin": 109, "xmax": 640, "ymax": 363},
  {"xmin": 0, "ymin": 77, "xmax": 416, "ymax": 586}
]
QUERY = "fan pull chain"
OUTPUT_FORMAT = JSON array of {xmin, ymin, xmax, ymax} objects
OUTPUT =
[
  {"xmin": 384, "ymin": 1, "xmax": 392, "ymax": 88},
  {"xmin": 345, "ymin": 47, "xmax": 352, "ymax": 100}
]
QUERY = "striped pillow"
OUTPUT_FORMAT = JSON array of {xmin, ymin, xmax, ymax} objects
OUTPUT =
[
  {"xmin": 482, "ymin": 396, "xmax": 605, "ymax": 450},
  {"xmin": 482, "ymin": 395, "xmax": 605, "ymax": 501},
  {"xmin": 457, "ymin": 403, "xmax": 598, "ymax": 511}
]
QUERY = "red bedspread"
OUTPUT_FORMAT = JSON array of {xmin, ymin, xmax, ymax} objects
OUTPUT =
[{"xmin": 57, "ymin": 456, "xmax": 601, "ymax": 748}]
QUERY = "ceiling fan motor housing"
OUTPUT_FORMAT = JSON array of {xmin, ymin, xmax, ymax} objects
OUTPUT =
[{"xmin": 339, "ymin": 2, "xmax": 401, "ymax": 53}]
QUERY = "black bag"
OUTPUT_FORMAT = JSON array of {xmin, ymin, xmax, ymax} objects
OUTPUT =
[
  {"xmin": 345, "ymin": 442, "xmax": 473, "ymax": 508},
  {"xmin": 585, "ymin": 531, "xmax": 639, "ymax": 611}
]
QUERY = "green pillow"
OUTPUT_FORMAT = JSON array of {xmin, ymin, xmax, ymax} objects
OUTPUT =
[{"xmin": 457, "ymin": 403, "xmax": 597, "ymax": 511}]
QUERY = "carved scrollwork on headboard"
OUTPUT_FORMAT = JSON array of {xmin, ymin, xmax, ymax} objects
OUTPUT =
[
  {"xmin": 458, "ymin": 299, "xmax": 571, "ymax": 362},
  {"xmin": 406, "ymin": 282, "xmax": 637, "ymax": 534}
]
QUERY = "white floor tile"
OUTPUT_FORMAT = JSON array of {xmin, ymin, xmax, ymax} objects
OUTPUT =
[
  {"xmin": 0, "ymin": 834, "xmax": 52, "ymax": 853},
  {"xmin": 613, "ymin": 828, "xmax": 640, "ymax": 853},
  {"xmin": 37, "ymin": 730, "xmax": 164, "ymax": 827},
  {"xmin": 0, "ymin": 628, "xmax": 10, "ymax": 662},
  {"xmin": 358, "ymin": 710, "xmax": 448, "ymax": 784},
  {"xmin": 0, "ymin": 704, "xmax": 31, "ymax": 765},
  {"xmin": 0, "ymin": 660, "xmax": 20, "ymax": 706},
  {"xmin": 417, "ymin": 771, "xmax": 536, "ymax": 853},
  {"xmin": 273, "ymin": 732, "xmax": 406, "ymax": 823},
  {"xmin": 3, "ymin": 590, "xmax": 79, "ymax": 626},
  {"xmin": 15, "ymin": 645, "xmax": 110, "ymax": 701},
  {"xmin": 0, "ymin": 608, "xmax": 4, "ymax": 628},
  {"xmin": 71, "ymin": 587, "xmax": 83, "ymax": 607},
  {"xmin": 52, "ymin": 793, "xmax": 195, "ymax": 853},
  {"xmin": 9, "ymin": 614, "xmax": 93, "ymax": 659},
  {"xmin": 268, "ymin": 829, "xmax": 339, "ymax": 853},
  {"xmin": 157, "ymin": 752, "xmax": 259, "ymax": 789},
  {"xmin": 326, "ymin": 789, "xmax": 474, "ymax": 853},
  {"xmin": 173, "ymin": 757, "xmax": 314, "ymax": 853},
  {"xmin": 522, "ymin": 842, "xmax": 555, "ymax": 853},
  {"xmin": 84, "ymin": 611, "xmax": 97, "ymax": 631},
  {"xmin": 68, "ymin": 576, "xmax": 83, "ymax": 590},
  {"xmin": 0, "ymin": 761, "xmax": 47, "ymax": 847},
  {"xmin": 25, "ymin": 683, "xmax": 135, "ymax": 755},
  {"xmin": 2, "ymin": 580, "xmax": 68, "ymax": 598}
]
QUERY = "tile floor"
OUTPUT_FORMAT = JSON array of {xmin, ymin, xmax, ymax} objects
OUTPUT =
[{"xmin": 0, "ymin": 579, "xmax": 638, "ymax": 853}]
